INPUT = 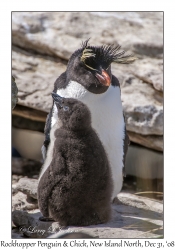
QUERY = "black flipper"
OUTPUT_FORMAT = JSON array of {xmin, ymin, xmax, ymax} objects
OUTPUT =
[
  {"xmin": 111, "ymin": 74, "xmax": 129, "ymax": 177},
  {"xmin": 122, "ymin": 123, "xmax": 130, "ymax": 177},
  {"xmin": 41, "ymin": 104, "xmax": 53, "ymax": 160},
  {"xmin": 41, "ymin": 72, "xmax": 67, "ymax": 160}
]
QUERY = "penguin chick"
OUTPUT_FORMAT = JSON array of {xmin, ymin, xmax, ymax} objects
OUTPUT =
[{"xmin": 38, "ymin": 93, "xmax": 113, "ymax": 226}]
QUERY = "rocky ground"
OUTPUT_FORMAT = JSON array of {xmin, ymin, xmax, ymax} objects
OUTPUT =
[
  {"xmin": 12, "ymin": 12, "xmax": 163, "ymax": 238},
  {"xmin": 12, "ymin": 179, "xmax": 163, "ymax": 239},
  {"xmin": 12, "ymin": 158, "xmax": 163, "ymax": 239}
]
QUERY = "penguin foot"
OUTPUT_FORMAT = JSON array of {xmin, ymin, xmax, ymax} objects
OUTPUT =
[
  {"xmin": 78, "ymin": 212, "xmax": 107, "ymax": 226},
  {"xmin": 39, "ymin": 216, "xmax": 55, "ymax": 222}
]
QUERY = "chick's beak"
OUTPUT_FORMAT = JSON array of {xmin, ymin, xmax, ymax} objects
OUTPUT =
[
  {"xmin": 95, "ymin": 69, "xmax": 111, "ymax": 87},
  {"xmin": 52, "ymin": 92, "xmax": 63, "ymax": 108}
]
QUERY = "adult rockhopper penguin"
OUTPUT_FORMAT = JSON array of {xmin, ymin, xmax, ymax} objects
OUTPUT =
[
  {"xmin": 38, "ymin": 93, "xmax": 113, "ymax": 226},
  {"xmin": 40, "ymin": 39, "xmax": 136, "ymax": 199}
]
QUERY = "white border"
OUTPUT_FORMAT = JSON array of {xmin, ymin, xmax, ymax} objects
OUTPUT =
[{"xmin": 0, "ymin": 0, "xmax": 174, "ymax": 246}]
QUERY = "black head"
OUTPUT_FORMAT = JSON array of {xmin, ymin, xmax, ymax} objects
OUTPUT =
[
  {"xmin": 52, "ymin": 92, "xmax": 91, "ymax": 131},
  {"xmin": 66, "ymin": 39, "xmax": 137, "ymax": 94}
]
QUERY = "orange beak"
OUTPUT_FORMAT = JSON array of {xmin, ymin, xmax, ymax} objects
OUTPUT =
[{"xmin": 95, "ymin": 69, "xmax": 111, "ymax": 87}]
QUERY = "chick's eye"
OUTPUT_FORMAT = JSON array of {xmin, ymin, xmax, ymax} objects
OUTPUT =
[{"xmin": 63, "ymin": 106, "xmax": 69, "ymax": 112}]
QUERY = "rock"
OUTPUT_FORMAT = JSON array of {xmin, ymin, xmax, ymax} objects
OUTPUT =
[
  {"xmin": 132, "ymin": 42, "xmax": 163, "ymax": 58},
  {"xmin": 12, "ymin": 192, "xmax": 38, "ymax": 211},
  {"xmin": 112, "ymin": 57, "xmax": 163, "ymax": 136},
  {"xmin": 14, "ymin": 177, "xmax": 38, "ymax": 199},
  {"xmin": 12, "ymin": 76, "xmax": 18, "ymax": 109},
  {"xmin": 12, "ymin": 115, "xmax": 45, "ymax": 133},
  {"xmin": 12, "ymin": 127, "xmax": 44, "ymax": 162},
  {"xmin": 121, "ymin": 76, "xmax": 163, "ymax": 135},
  {"xmin": 12, "ymin": 210, "xmax": 33, "ymax": 226},
  {"xmin": 12, "ymin": 229, "xmax": 25, "ymax": 239},
  {"xmin": 125, "ymin": 145, "xmax": 163, "ymax": 179},
  {"xmin": 12, "ymin": 12, "xmax": 163, "ymax": 60},
  {"xmin": 117, "ymin": 192, "xmax": 163, "ymax": 213},
  {"xmin": 122, "ymin": 57, "xmax": 162, "ymax": 92},
  {"xmin": 128, "ymin": 132, "xmax": 163, "ymax": 151},
  {"xmin": 134, "ymin": 70, "xmax": 163, "ymax": 92},
  {"xmin": 12, "ymin": 185, "xmax": 18, "ymax": 195},
  {"xmin": 53, "ymin": 232, "xmax": 94, "ymax": 239},
  {"xmin": 112, "ymin": 56, "xmax": 163, "ymax": 91},
  {"xmin": 12, "ymin": 48, "xmax": 66, "ymax": 112},
  {"xmin": 12, "ymin": 193, "xmax": 163, "ymax": 239},
  {"xmin": 12, "ymin": 157, "xmax": 42, "ymax": 176},
  {"xmin": 12, "ymin": 175, "xmax": 23, "ymax": 184},
  {"xmin": 12, "ymin": 210, "xmax": 62, "ymax": 238},
  {"xmin": 132, "ymin": 58, "xmax": 163, "ymax": 92},
  {"xmin": 12, "ymin": 105, "xmax": 47, "ymax": 122}
]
